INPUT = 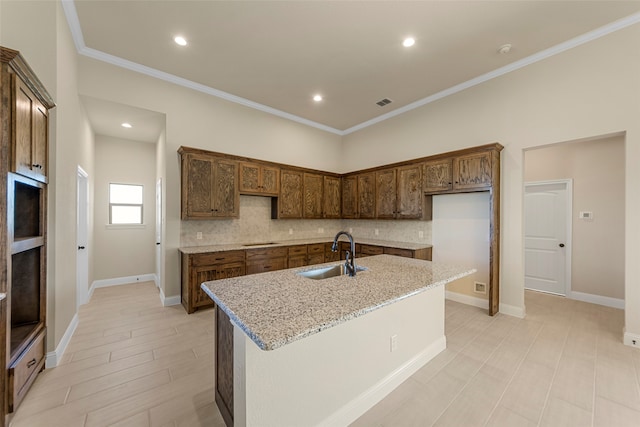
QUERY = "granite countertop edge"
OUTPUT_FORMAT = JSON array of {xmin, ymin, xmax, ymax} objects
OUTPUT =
[
  {"xmin": 201, "ymin": 256, "xmax": 475, "ymax": 351},
  {"xmin": 180, "ymin": 237, "xmax": 432, "ymax": 254}
]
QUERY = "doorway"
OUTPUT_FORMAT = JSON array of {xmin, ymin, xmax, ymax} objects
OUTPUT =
[
  {"xmin": 524, "ymin": 180, "xmax": 572, "ymax": 296},
  {"xmin": 76, "ymin": 166, "xmax": 89, "ymax": 308},
  {"xmin": 155, "ymin": 178, "xmax": 162, "ymax": 289}
]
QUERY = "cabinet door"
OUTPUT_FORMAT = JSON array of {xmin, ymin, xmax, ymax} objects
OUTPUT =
[
  {"xmin": 323, "ymin": 176, "xmax": 341, "ymax": 219},
  {"xmin": 397, "ymin": 164, "xmax": 423, "ymax": 219},
  {"xmin": 193, "ymin": 267, "xmax": 217, "ymax": 308},
  {"xmin": 213, "ymin": 159, "xmax": 239, "ymax": 217},
  {"xmin": 341, "ymin": 176, "xmax": 358, "ymax": 219},
  {"xmin": 453, "ymin": 152, "xmax": 492, "ymax": 190},
  {"xmin": 261, "ymin": 166, "xmax": 280, "ymax": 196},
  {"xmin": 375, "ymin": 169, "xmax": 397, "ymax": 219},
  {"xmin": 14, "ymin": 78, "xmax": 47, "ymax": 183},
  {"xmin": 32, "ymin": 100, "xmax": 48, "ymax": 183},
  {"xmin": 423, "ymin": 159, "xmax": 453, "ymax": 193},
  {"xmin": 239, "ymin": 162, "xmax": 261, "ymax": 194},
  {"xmin": 357, "ymin": 173, "xmax": 376, "ymax": 219},
  {"xmin": 279, "ymin": 170, "xmax": 303, "ymax": 218},
  {"xmin": 183, "ymin": 154, "xmax": 215, "ymax": 219},
  {"xmin": 303, "ymin": 173, "xmax": 323, "ymax": 218}
]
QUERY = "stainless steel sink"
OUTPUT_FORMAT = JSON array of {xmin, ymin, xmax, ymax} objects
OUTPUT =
[
  {"xmin": 242, "ymin": 242, "xmax": 278, "ymax": 247},
  {"xmin": 297, "ymin": 264, "xmax": 368, "ymax": 280}
]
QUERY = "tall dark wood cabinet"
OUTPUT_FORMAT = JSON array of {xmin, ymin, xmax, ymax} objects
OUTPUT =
[{"xmin": 1, "ymin": 46, "xmax": 54, "ymax": 421}]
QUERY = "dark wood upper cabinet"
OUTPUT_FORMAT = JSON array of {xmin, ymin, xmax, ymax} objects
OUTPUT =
[
  {"xmin": 357, "ymin": 172, "xmax": 376, "ymax": 219},
  {"xmin": 181, "ymin": 153, "xmax": 239, "ymax": 219},
  {"xmin": 341, "ymin": 175, "xmax": 358, "ymax": 219},
  {"xmin": 452, "ymin": 151, "xmax": 492, "ymax": 191},
  {"xmin": 303, "ymin": 173, "xmax": 323, "ymax": 219},
  {"xmin": 396, "ymin": 164, "xmax": 423, "ymax": 219},
  {"xmin": 239, "ymin": 162, "xmax": 280, "ymax": 196},
  {"xmin": 423, "ymin": 159, "xmax": 453, "ymax": 193},
  {"xmin": 13, "ymin": 75, "xmax": 49, "ymax": 184},
  {"xmin": 278, "ymin": 169, "xmax": 303, "ymax": 219},
  {"xmin": 424, "ymin": 151, "xmax": 492, "ymax": 194},
  {"xmin": 322, "ymin": 176, "xmax": 341, "ymax": 219},
  {"xmin": 375, "ymin": 168, "xmax": 397, "ymax": 219}
]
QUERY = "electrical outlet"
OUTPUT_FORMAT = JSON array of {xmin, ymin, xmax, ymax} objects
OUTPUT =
[
  {"xmin": 196, "ymin": 232, "xmax": 203, "ymax": 240},
  {"xmin": 349, "ymin": 227, "xmax": 353, "ymax": 233},
  {"xmin": 474, "ymin": 281, "xmax": 487, "ymax": 294},
  {"xmin": 419, "ymin": 230, "xmax": 424, "ymax": 239},
  {"xmin": 374, "ymin": 229, "xmax": 379, "ymax": 236},
  {"xmin": 318, "ymin": 227, "xmax": 324, "ymax": 234},
  {"xmin": 289, "ymin": 228, "xmax": 293, "ymax": 235},
  {"xmin": 390, "ymin": 335, "xmax": 398, "ymax": 352}
]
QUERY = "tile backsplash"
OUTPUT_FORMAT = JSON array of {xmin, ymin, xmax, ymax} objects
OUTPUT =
[{"xmin": 180, "ymin": 195, "xmax": 432, "ymax": 247}]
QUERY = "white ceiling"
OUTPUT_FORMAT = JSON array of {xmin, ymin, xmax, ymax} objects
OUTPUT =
[{"xmin": 70, "ymin": 1, "xmax": 640, "ymax": 138}]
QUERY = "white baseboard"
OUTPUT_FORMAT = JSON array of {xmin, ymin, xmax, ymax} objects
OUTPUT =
[
  {"xmin": 445, "ymin": 291, "xmax": 488, "ymax": 309},
  {"xmin": 45, "ymin": 313, "xmax": 78, "ymax": 369},
  {"xmin": 569, "ymin": 291, "xmax": 624, "ymax": 309},
  {"xmin": 499, "ymin": 302, "xmax": 526, "ymax": 318},
  {"xmin": 159, "ymin": 287, "xmax": 181, "ymax": 307},
  {"xmin": 89, "ymin": 274, "xmax": 156, "ymax": 300},
  {"xmin": 623, "ymin": 329, "xmax": 640, "ymax": 349},
  {"xmin": 322, "ymin": 335, "xmax": 447, "ymax": 427},
  {"xmin": 445, "ymin": 290, "xmax": 525, "ymax": 318}
]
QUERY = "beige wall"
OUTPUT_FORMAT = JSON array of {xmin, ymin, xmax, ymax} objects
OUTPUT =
[
  {"xmin": 94, "ymin": 136, "xmax": 156, "ymax": 281},
  {"xmin": 524, "ymin": 135, "xmax": 625, "ymax": 300},
  {"xmin": 1, "ymin": 1, "xmax": 97, "ymax": 353},
  {"xmin": 342, "ymin": 24, "xmax": 640, "ymax": 338},
  {"xmin": 76, "ymin": 57, "xmax": 344, "ymax": 300}
]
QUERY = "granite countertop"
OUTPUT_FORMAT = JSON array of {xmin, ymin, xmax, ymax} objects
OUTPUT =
[
  {"xmin": 180, "ymin": 237, "xmax": 432, "ymax": 254},
  {"xmin": 201, "ymin": 255, "xmax": 475, "ymax": 351}
]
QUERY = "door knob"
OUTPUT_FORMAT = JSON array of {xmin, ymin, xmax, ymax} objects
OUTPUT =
[
  {"xmin": 559, "ymin": 243, "xmax": 565, "ymax": 248},
  {"xmin": 78, "ymin": 246, "xmax": 86, "ymax": 250}
]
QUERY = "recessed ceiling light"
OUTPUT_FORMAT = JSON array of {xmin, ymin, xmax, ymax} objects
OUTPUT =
[
  {"xmin": 403, "ymin": 37, "xmax": 415, "ymax": 48},
  {"xmin": 498, "ymin": 43, "xmax": 512, "ymax": 54},
  {"xmin": 121, "ymin": 123, "xmax": 132, "ymax": 128},
  {"xmin": 174, "ymin": 36, "xmax": 187, "ymax": 46},
  {"xmin": 313, "ymin": 94, "xmax": 323, "ymax": 102}
]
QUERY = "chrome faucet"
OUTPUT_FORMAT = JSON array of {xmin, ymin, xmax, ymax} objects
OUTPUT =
[{"xmin": 331, "ymin": 231, "xmax": 356, "ymax": 276}]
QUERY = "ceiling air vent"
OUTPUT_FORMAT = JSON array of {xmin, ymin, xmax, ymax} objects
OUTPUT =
[{"xmin": 376, "ymin": 98, "xmax": 393, "ymax": 107}]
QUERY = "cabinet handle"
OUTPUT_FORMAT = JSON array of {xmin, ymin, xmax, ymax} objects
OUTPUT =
[
  {"xmin": 32, "ymin": 164, "xmax": 42, "ymax": 169},
  {"xmin": 264, "ymin": 265, "xmax": 271, "ymax": 269},
  {"xmin": 27, "ymin": 358, "xmax": 37, "ymax": 368}
]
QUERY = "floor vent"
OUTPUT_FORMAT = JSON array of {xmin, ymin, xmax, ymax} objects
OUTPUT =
[{"xmin": 376, "ymin": 98, "xmax": 393, "ymax": 107}]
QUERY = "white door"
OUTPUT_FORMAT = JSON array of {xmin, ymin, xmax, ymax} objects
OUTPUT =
[
  {"xmin": 155, "ymin": 178, "xmax": 162, "ymax": 288},
  {"xmin": 76, "ymin": 166, "xmax": 89, "ymax": 308},
  {"xmin": 524, "ymin": 181, "xmax": 571, "ymax": 295}
]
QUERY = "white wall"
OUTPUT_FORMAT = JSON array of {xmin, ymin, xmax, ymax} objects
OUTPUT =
[
  {"xmin": 433, "ymin": 193, "xmax": 490, "ymax": 302},
  {"xmin": 93, "ymin": 135, "xmax": 156, "ymax": 281},
  {"xmin": 342, "ymin": 24, "xmax": 640, "ymax": 334},
  {"xmin": 524, "ymin": 135, "xmax": 625, "ymax": 300}
]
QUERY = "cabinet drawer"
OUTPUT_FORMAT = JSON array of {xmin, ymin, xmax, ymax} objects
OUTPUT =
[
  {"xmin": 192, "ymin": 250, "xmax": 245, "ymax": 267},
  {"xmin": 383, "ymin": 247, "xmax": 414, "ymax": 258},
  {"xmin": 307, "ymin": 253, "xmax": 325, "ymax": 266},
  {"xmin": 288, "ymin": 245, "xmax": 307, "ymax": 257},
  {"xmin": 246, "ymin": 258, "xmax": 287, "ymax": 275},
  {"xmin": 307, "ymin": 243, "xmax": 324, "ymax": 255},
  {"xmin": 9, "ymin": 329, "xmax": 45, "ymax": 412},
  {"xmin": 358, "ymin": 244, "xmax": 384, "ymax": 257},
  {"xmin": 246, "ymin": 247, "xmax": 287, "ymax": 261}
]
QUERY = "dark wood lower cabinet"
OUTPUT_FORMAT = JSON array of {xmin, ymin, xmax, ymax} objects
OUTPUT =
[{"xmin": 215, "ymin": 307, "xmax": 234, "ymax": 427}]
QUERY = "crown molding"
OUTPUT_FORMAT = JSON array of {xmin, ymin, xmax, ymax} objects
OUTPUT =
[{"xmin": 61, "ymin": 1, "xmax": 640, "ymax": 136}]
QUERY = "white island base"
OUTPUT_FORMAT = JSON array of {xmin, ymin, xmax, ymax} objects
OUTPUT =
[{"xmin": 232, "ymin": 285, "xmax": 445, "ymax": 427}]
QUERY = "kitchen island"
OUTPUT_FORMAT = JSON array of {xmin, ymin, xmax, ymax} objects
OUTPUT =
[{"xmin": 201, "ymin": 254, "xmax": 475, "ymax": 427}]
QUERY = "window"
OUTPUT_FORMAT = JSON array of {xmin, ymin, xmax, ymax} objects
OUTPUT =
[{"xmin": 109, "ymin": 183, "xmax": 143, "ymax": 224}]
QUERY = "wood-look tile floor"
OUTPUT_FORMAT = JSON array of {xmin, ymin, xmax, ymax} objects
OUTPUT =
[
  {"xmin": 11, "ymin": 282, "xmax": 224, "ymax": 427},
  {"xmin": 11, "ymin": 283, "xmax": 640, "ymax": 426}
]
